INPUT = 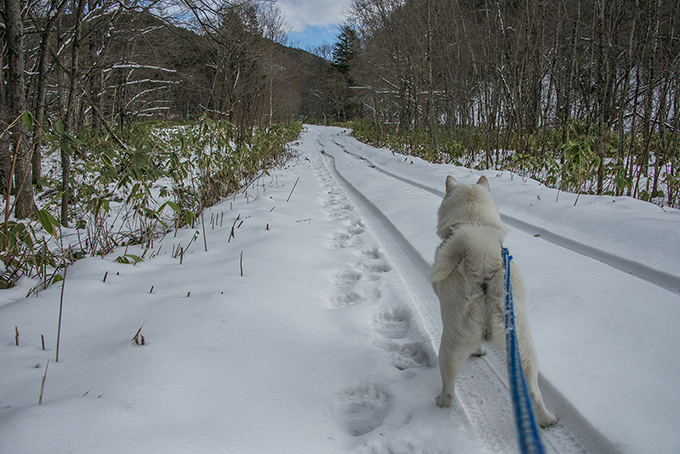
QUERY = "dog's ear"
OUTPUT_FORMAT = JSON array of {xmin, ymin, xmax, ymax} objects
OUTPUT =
[
  {"xmin": 445, "ymin": 175, "xmax": 458, "ymax": 193},
  {"xmin": 476, "ymin": 176, "xmax": 490, "ymax": 192}
]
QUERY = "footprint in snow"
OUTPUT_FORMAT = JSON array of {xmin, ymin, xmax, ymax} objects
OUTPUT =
[
  {"xmin": 346, "ymin": 224, "xmax": 365, "ymax": 236},
  {"xmin": 372, "ymin": 305, "xmax": 437, "ymax": 370},
  {"xmin": 331, "ymin": 230, "xmax": 354, "ymax": 242},
  {"xmin": 358, "ymin": 259, "xmax": 392, "ymax": 274},
  {"xmin": 331, "ymin": 385, "xmax": 391, "ymax": 437},
  {"xmin": 360, "ymin": 246, "xmax": 383, "ymax": 260},
  {"xmin": 328, "ymin": 219, "xmax": 366, "ymax": 249},
  {"xmin": 329, "ymin": 291, "xmax": 364, "ymax": 309},
  {"xmin": 372, "ymin": 308, "xmax": 412, "ymax": 339},
  {"xmin": 386, "ymin": 342, "xmax": 434, "ymax": 370},
  {"xmin": 328, "ymin": 231, "xmax": 364, "ymax": 250},
  {"xmin": 323, "ymin": 195, "xmax": 348, "ymax": 208},
  {"xmin": 331, "ymin": 269, "xmax": 362, "ymax": 286}
]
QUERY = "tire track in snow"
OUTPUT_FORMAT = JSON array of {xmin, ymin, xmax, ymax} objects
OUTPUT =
[
  {"xmin": 317, "ymin": 141, "xmax": 606, "ymax": 454},
  {"xmin": 331, "ymin": 138, "xmax": 680, "ymax": 298}
]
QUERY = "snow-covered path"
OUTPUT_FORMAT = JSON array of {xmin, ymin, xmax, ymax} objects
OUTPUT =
[
  {"xmin": 1, "ymin": 125, "xmax": 679, "ymax": 453},
  {"xmin": 311, "ymin": 125, "xmax": 680, "ymax": 454}
]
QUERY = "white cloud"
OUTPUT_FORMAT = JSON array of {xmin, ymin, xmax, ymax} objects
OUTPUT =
[{"xmin": 279, "ymin": 0, "xmax": 350, "ymax": 32}]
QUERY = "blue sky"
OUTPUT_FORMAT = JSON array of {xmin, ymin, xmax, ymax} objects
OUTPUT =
[
  {"xmin": 288, "ymin": 24, "xmax": 341, "ymax": 50},
  {"xmin": 279, "ymin": 0, "xmax": 351, "ymax": 51}
]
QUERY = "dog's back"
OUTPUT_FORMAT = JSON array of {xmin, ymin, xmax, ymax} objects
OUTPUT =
[{"xmin": 431, "ymin": 224, "xmax": 505, "ymax": 342}]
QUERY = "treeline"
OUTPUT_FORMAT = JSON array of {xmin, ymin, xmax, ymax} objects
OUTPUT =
[
  {"xmin": 337, "ymin": 0, "xmax": 680, "ymax": 206},
  {"xmin": 1, "ymin": 0, "xmax": 330, "ymax": 221}
]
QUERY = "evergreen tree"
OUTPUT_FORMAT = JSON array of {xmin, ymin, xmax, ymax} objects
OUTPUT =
[
  {"xmin": 328, "ymin": 26, "xmax": 361, "ymax": 121},
  {"xmin": 332, "ymin": 26, "xmax": 359, "ymax": 81}
]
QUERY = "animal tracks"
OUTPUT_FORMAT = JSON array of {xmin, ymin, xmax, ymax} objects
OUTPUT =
[
  {"xmin": 318, "ymin": 161, "xmax": 392, "ymax": 310},
  {"xmin": 329, "ymin": 291, "xmax": 364, "ymax": 308},
  {"xmin": 372, "ymin": 308, "xmax": 411, "ymax": 339},
  {"xmin": 384, "ymin": 342, "xmax": 433, "ymax": 371},
  {"xmin": 360, "ymin": 246, "xmax": 383, "ymax": 260},
  {"xmin": 331, "ymin": 269, "xmax": 362, "ymax": 286},
  {"xmin": 358, "ymin": 260, "xmax": 392, "ymax": 274},
  {"xmin": 372, "ymin": 305, "xmax": 435, "ymax": 371},
  {"xmin": 312, "ymin": 148, "xmax": 436, "ymax": 441},
  {"xmin": 331, "ymin": 385, "xmax": 391, "ymax": 437}
]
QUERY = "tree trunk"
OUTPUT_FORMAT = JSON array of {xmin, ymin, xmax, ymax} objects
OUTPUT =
[
  {"xmin": 0, "ymin": 27, "xmax": 10, "ymax": 195},
  {"xmin": 33, "ymin": 0, "xmax": 68, "ymax": 186},
  {"xmin": 61, "ymin": 0, "xmax": 87, "ymax": 227},
  {"xmin": 426, "ymin": 2, "xmax": 439, "ymax": 151},
  {"xmin": 88, "ymin": 0, "xmax": 105, "ymax": 132},
  {"xmin": 4, "ymin": 0, "xmax": 36, "ymax": 220}
]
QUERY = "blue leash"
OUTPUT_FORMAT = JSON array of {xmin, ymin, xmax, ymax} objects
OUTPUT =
[{"xmin": 503, "ymin": 247, "xmax": 546, "ymax": 454}]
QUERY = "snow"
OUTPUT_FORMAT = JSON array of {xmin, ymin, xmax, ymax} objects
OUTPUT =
[{"xmin": 2, "ymin": 125, "xmax": 679, "ymax": 453}]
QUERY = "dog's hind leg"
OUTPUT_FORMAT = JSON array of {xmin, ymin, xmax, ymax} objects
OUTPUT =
[
  {"xmin": 517, "ymin": 328, "xmax": 558, "ymax": 427},
  {"xmin": 489, "ymin": 321, "xmax": 557, "ymax": 427},
  {"xmin": 436, "ymin": 330, "xmax": 477, "ymax": 408}
]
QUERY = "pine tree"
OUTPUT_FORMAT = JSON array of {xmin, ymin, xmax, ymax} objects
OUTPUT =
[{"xmin": 332, "ymin": 26, "xmax": 359, "ymax": 80}]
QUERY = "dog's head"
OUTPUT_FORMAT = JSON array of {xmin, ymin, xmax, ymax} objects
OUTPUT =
[{"xmin": 436, "ymin": 175, "xmax": 507, "ymax": 240}]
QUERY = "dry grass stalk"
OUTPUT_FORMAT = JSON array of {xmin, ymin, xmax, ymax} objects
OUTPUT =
[
  {"xmin": 150, "ymin": 244, "xmax": 162, "ymax": 258},
  {"xmin": 228, "ymin": 214, "xmax": 241, "ymax": 242},
  {"xmin": 55, "ymin": 263, "xmax": 68, "ymax": 362},
  {"xmin": 39, "ymin": 360, "xmax": 49, "ymax": 405},
  {"xmin": 200, "ymin": 209, "xmax": 208, "ymax": 252},
  {"xmin": 287, "ymin": 177, "xmax": 300, "ymax": 202},
  {"xmin": 132, "ymin": 324, "xmax": 145, "ymax": 345}
]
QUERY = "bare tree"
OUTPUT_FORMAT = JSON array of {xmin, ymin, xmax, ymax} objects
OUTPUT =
[
  {"xmin": 343, "ymin": 0, "xmax": 679, "ymax": 204},
  {"xmin": 3, "ymin": 0, "xmax": 36, "ymax": 220},
  {"xmin": 29, "ymin": 0, "xmax": 68, "ymax": 185}
]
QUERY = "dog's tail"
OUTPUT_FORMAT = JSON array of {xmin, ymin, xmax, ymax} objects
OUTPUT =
[{"xmin": 430, "ymin": 225, "xmax": 504, "ymax": 285}]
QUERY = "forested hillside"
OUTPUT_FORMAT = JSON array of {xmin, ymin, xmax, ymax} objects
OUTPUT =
[
  {"xmin": 0, "ymin": 0, "xmax": 339, "ymax": 221},
  {"xmin": 0, "ymin": 0, "xmax": 350, "ymax": 289},
  {"xmin": 334, "ymin": 0, "xmax": 680, "ymax": 207}
]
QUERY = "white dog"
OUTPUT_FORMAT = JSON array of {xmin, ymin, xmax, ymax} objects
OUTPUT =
[{"xmin": 431, "ymin": 175, "xmax": 557, "ymax": 428}]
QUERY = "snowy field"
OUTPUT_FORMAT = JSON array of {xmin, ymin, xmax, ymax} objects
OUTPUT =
[{"xmin": 1, "ymin": 125, "xmax": 679, "ymax": 453}]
